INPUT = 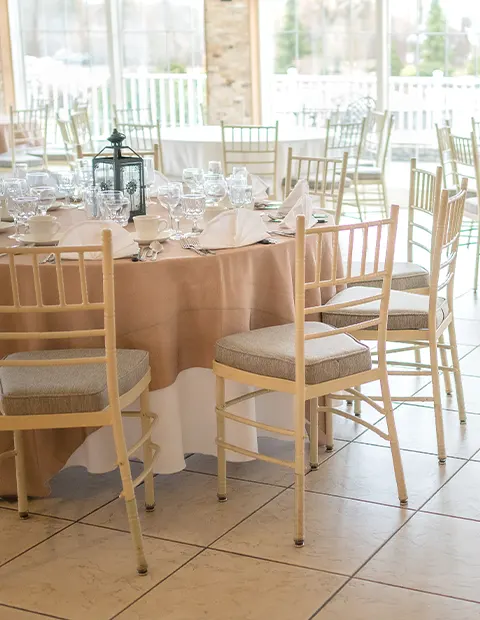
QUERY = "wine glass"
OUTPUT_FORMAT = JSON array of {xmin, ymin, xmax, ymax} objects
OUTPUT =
[
  {"xmin": 182, "ymin": 168, "xmax": 204, "ymax": 193},
  {"xmin": 13, "ymin": 163, "xmax": 28, "ymax": 179},
  {"xmin": 108, "ymin": 197, "xmax": 130, "ymax": 226},
  {"xmin": 101, "ymin": 190, "xmax": 125, "ymax": 220},
  {"xmin": 204, "ymin": 173, "xmax": 227, "ymax": 207},
  {"xmin": 208, "ymin": 161, "xmax": 222, "ymax": 174},
  {"xmin": 157, "ymin": 183, "xmax": 183, "ymax": 240},
  {"xmin": 57, "ymin": 171, "xmax": 75, "ymax": 208},
  {"xmin": 229, "ymin": 182, "xmax": 253, "ymax": 209},
  {"xmin": 26, "ymin": 171, "xmax": 49, "ymax": 190},
  {"xmin": 182, "ymin": 193, "xmax": 206, "ymax": 236},
  {"xmin": 30, "ymin": 186, "xmax": 56, "ymax": 215},
  {"xmin": 4, "ymin": 179, "xmax": 26, "ymax": 236},
  {"xmin": 232, "ymin": 166, "xmax": 248, "ymax": 182},
  {"xmin": 11, "ymin": 196, "xmax": 38, "ymax": 239},
  {"xmin": 83, "ymin": 186, "xmax": 102, "ymax": 219},
  {"xmin": 143, "ymin": 156, "xmax": 155, "ymax": 205}
]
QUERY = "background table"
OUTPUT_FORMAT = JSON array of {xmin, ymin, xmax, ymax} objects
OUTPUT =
[{"xmin": 0, "ymin": 207, "xmax": 342, "ymax": 497}]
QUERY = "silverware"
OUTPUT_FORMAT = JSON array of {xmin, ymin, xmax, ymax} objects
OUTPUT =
[
  {"xmin": 267, "ymin": 230, "xmax": 295, "ymax": 237},
  {"xmin": 147, "ymin": 240, "xmax": 163, "ymax": 261},
  {"xmin": 40, "ymin": 253, "xmax": 56, "ymax": 264},
  {"xmin": 180, "ymin": 238, "xmax": 209, "ymax": 256},
  {"xmin": 189, "ymin": 237, "xmax": 216, "ymax": 255}
]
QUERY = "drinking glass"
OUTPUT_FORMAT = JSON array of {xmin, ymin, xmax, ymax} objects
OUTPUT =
[
  {"xmin": 31, "ymin": 186, "xmax": 56, "ymax": 215},
  {"xmin": 182, "ymin": 193, "xmax": 206, "ymax": 236},
  {"xmin": 4, "ymin": 179, "xmax": 26, "ymax": 234},
  {"xmin": 26, "ymin": 171, "xmax": 49, "ymax": 189},
  {"xmin": 182, "ymin": 168, "xmax": 204, "ymax": 193},
  {"xmin": 108, "ymin": 197, "xmax": 130, "ymax": 226},
  {"xmin": 158, "ymin": 183, "xmax": 183, "ymax": 240},
  {"xmin": 57, "ymin": 171, "xmax": 75, "ymax": 207},
  {"xmin": 204, "ymin": 173, "xmax": 227, "ymax": 207},
  {"xmin": 143, "ymin": 156, "xmax": 155, "ymax": 204},
  {"xmin": 208, "ymin": 161, "xmax": 222, "ymax": 174},
  {"xmin": 232, "ymin": 166, "xmax": 248, "ymax": 182},
  {"xmin": 229, "ymin": 183, "xmax": 253, "ymax": 209},
  {"xmin": 83, "ymin": 186, "xmax": 102, "ymax": 219},
  {"xmin": 101, "ymin": 190, "xmax": 125, "ymax": 220},
  {"xmin": 13, "ymin": 163, "xmax": 28, "ymax": 179},
  {"xmin": 11, "ymin": 196, "xmax": 39, "ymax": 239}
]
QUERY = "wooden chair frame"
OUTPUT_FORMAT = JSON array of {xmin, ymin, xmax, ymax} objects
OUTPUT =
[
  {"xmin": 339, "ymin": 185, "xmax": 468, "ymax": 463},
  {"xmin": 213, "ymin": 206, "xmax": 407, "ymax": 546},
  {"xmin": 114, "ymin": 120, "xmax": 164, "ymax": 172},
  {"xmin": 71, "ymin": 108, "xmax": 94, "ymax": 155},
  {"xmin": 0, "ymin": 230, "xmax": 159, "ymax": 575},
  {"xmin": 435, "ymin": 122, "xmax": 456, "ymax": 189},
  {"xmin": 56, "ymin": 115, "xmax": 78, "ymax": 167},
  {"xmin": 113, "ymin": 105, "xmax": 154, "ymax": 125},
  {"xmin": 221, "ymin": 121, "xmax": 279, "ymax": 200},
  {"xmin": 9, "ymin": 104, "xmax": 49, "ymax": 170},
  {"xmin": 285, "ymin": 148, "xmax": 348, "ymax": 224}
]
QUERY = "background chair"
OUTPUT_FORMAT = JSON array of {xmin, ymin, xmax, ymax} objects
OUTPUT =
[
  {"xmin": 221, "ymin": 121, "xmax": 279, "ymax": 200},
  {"xmin": 116, "ymin": 120, "xmax": 164, "ymax": 172},
  {"xmin": 213, "ymin": 206, "xmax": 407, "ymax": 547},
  {"xmin": 8, "ymin": 104, "xmax": 49, "ymax": 170},
  {"xmin": 71, "ymin": 108, "xmax": 95, "ymax": 159},
  {"xmin": 113, "ymin": 105, "xmax": 154, "ymax": 125},
  {"xmin": 0, "ymin": 230, "xmax": 159, "ymax": 574},
  {"xmin": 284, "ymin": 148, "xmax": 348, "ymax": 224},
  {"xmin": 435, "ymin": 122, "xmax": 456, "ymax": 190}
]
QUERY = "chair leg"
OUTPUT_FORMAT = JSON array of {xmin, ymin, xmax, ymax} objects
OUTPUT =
[
  {"xmin": 448, "ymin": 320, "xmax": 467, "ymax": 424},
  {"xmin": 14, "ymin": 431, "xmax": 29, "ymax": 519},
  {"xmin": 381, "ymin": 178, "xmax": 389, "ymax": 218},
  {"xmin": 430, "ymin": 337, "xmax": 447, "ymax": 463},
  {"xmin": 354, "ymin": 386, "xmax": 362, "ymax": 416},
  {"xmin": 354, "ymin": 183, "xmax": 363, "ymax": 221},
  {"xmin": 140, "ymin": 389, "xmax": 155, "ymax": 512},
  {"xmin": 294, "ymin": 394, "xmax": 305, "ymax": 547},
  {"xmin": 216, "ymin": 376, "xmax": 227, "ymax": 502},
  {"xmin": 439, "ymin": 334, "xmax": 452, "ymax": 396},
  {"xmin": 112, "ymin": 411, "xmax": 148, "ymax": 575},
  {"xmin": 414, "ymin": 346, "xmax": 421, "ymax": 368},
  {"xmin": 380, "ymin": 373, "xmax": 408, "ymax": 505},
  {"xmin": 325, "ymin": 396, "xmax": 334, "ymax": 451},
  {"xmin": 309, "ymin": 399, "xmax": 319, "ymax": 469},
  {"xmin": 474, "ymin": 223, "xmax": 480, "ymax": 292}
]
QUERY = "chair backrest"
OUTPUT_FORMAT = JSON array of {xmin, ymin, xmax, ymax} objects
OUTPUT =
[
  {"xmin": 435, "ymin": 122, "xmax": 455, "ymax": 188},
  {"xmin": 9, "ymin": 105, "xmax": 49, "ymax": 169},
  {"xmin": 0, "ymin": 230, "xmax": 121, "ymax": 412},
  {"xmin": 112, "ymin": 105, "xmax": 153, "ymax": 125},
  {"xmin": 296, "ymin": 106, "xmax": 341, "ymax": 128},
  {"xmin": 429, "ymin": 182, "xmax": 467, "ymax": 321},
  {"xmin": 472, "ymin": 117, "xmax": 480, "ymax": 144},
  {"xmin": 448, "ymin": 132, "xmax": 479, "ymax": 194},
  {"xmin": 71, "ymin": 109, "xmax": 94, "ymax": 153},
  {"xmin": 221, "ymin": 121, "xmax": 279, "ymax": 199},
  {"xmin": 115, "ymin": 120, "xmax": 163, "ymax": 172},
  {"xmin": 343, "ymin": 96, "xmax": 376, "ymax": 123},
  {"xmin": 294, "ymin": 205, "xmax": 399, "ymax": 387},
  {"xmin": 407, "ymin": 159, "xmax": 443, "ymax": 266},
  {"xmin": 362, "ymin": 110, "xmax": 394, "ymax": 170},
  {"xmin": 285, "ymin": 148, "xmax": 348, "ymax": 224},
  {"xmin": 324, "ymin": 118, "xmax": 366, "ymax": 168},
  {"xmin": 56, "ymin": 115, "xmax": 77, "ymax": 166}
]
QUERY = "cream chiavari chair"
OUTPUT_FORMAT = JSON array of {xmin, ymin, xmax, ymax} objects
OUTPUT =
[
  {"xmin": 9, "ymin": 104, "xmax": 49, "ymax": 170},
  {"xmin": 0, "ymin": 229, "xmax": 159, "ymax": 575},
  {"xmin": 435, "ymin": 122, "xmax": 456, "ymax": 190},
  {"xmin": 472, "ymin": 117, "xmax": 480, "ymax": 144},
  {"xmin": 324, "ymin": 118, "xmax": 367, "ymax": 221},
  {"xmin": 116, "ymin": 120, "xmax": 164, "ymax": 172},
  {"xmin": 71, "ymin": 108, "xmax": 95, "ymax": 158},
  {"xmin": 221, "ymin": 121, "xmax": 279, "ymax": 199},
  {"xmin": 323, "ymin": 185, "xmax": 467, "ymax": 462},
  {"xmin": 285, "ymin": 148, "xmax": 348, "ymax": 224},
  {"xmin": 56, "ymin": 115, "xmax": 79, "ymax": 167},
  {"xmin": 213, "ymin": 206, "xmax": 407, "ymax": 546},
  {"xmin": 113, "ymin": 105, "xmax": 154, "ymax": 125}
]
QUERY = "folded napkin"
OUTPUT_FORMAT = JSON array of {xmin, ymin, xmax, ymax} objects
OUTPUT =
[
  {"xmin": 279, "ymin": 194, "xmax": 316, "ymax": 232},
  {"xmin": 277, "ymin": 179, "xmax": 310, "ymax": 217},
  {"xmin": 198, "ymin": 208, "xmax": 269, "ymax": 249},
  {"xmin": 58, "ymin": 220, "xmax": 139, "ymax": 260},
  {"xmin": 251, "ymin": 174, "xmax": 269, "ymax": 201},
  {"xmin": 153, "ymin": 170, "xmax": 170, "ymax": 189}
]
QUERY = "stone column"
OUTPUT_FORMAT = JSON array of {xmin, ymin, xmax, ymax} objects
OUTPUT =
[{"xmin": 204, "ymin": 0, "xmax": 257, "ymax": 125}]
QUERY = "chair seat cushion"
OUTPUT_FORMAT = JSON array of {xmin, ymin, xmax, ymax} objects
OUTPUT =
[
  {"xmin": 215, "ymin": 322, "xmax": 371, "ymax": 385},
  {"xmin": 346, "ymin": 166, "xmax": 382, "ymax": 181},
  {"xmin": 465, "ymin": 196, "xmax": 478, "ymax": 217},
  {"xmin": 348, "ymin": 261, "xmax": 429, "ymax": 291},
  {"xmin": 282, "ymin": 177, "xmax": 352, "ymax": 190},
  {"xmin": 0, "ymin": 349, "xmax": 149, "ymax": 416},
  {"xmin": 322, "ymin": 287, "xmax": 448, "ymax": 331}
]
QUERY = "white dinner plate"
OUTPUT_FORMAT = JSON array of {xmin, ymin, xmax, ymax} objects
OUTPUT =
[
  {"xmin": 0, "ymin": 221, "xmax": 14, "ymax": 232},
  {"xmin": 133, "ymin": 231, "xmax": 171, "ymax": 244},
  {"xmin": 18, "ymin": 233, "xmax": 62, "ymax": 246}
]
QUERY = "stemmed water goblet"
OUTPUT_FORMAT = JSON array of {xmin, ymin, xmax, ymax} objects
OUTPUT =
[
  {"xmin": 229, "ymin": 182, "xmax": 253, "ymax": 209},
  {"xmin": 13, "ymin": 163, "xmax": 28, "ymax": 179},
  {"xmin": 144, "ymin": 156, "xmax": 155, "ymax": 205},
  {"xmin": 204, "ymin": 173, "xmax": 227, "ymax": 207},
  {"xmin": 232, "ymin": 166, "xmax": 248, "ymax": 182},
  {"xmin": 31, "ymin": 186, "xmax": 56, "ymax": 215},
  {"xmin": 157, "ymin": 183, "xmax": 183, "ymax": 240},
  {"xmin": 57, "ymin": 171, "xmax": 76, "ymax": 207},
  {"xmin": 182, "ymin": 168, "xmax": 204, "ymax": 193},
  {"xmin": 100, "ymin": 190, "xmax": 125, "ymax": 220},
  {"xmin": 10, "ymin": 196, "xmax": 39, "ymax": 240},
  {"xmin": 182, "ymin": 193, "xmax": 206, "ymax": 236},
  {"xmin": 26, "ymin": 171, "xmax": 49, "ymax": 190}
]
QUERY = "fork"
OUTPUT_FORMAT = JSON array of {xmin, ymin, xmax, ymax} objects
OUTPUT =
[
  {"xmin": 180, "ymin": 238, "xmax": 208, "ymax": 256},
  {"xmin": 188, "ymin": 237, "xmax": 216, "ymax": 255}
]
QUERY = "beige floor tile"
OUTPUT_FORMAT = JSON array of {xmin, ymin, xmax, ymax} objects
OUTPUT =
[
  {"xmin": 83, "ymin": 471, "xmax": 280, "ymax": 547},
  {"xmin": 117, "ymin": 549, "xmax": 346, "ymax": 620},
  {"xmin": 306, "ymin": 442, "xmax": 462, "ymax": 509},
  {"xmin": 0, "ymin": 523, "xmax": 198, "ymax": 620},
  {"xmin": 0, "ymin": 606, "xmax": 50, "ymax": 619},
  {"xmin": 0, "ymin": 508, "xmax": 69, "ymax": 566},
  {"xmin": 213, "ymin": 489, "xmax": 409, "ymax": 575},
  {"xmin": 314, "ymin": 579, "xmax": 480, "ymax": 619},
  {"xmin": 452, "ymin": 319, "xmax": 480, "ymax": 346},
  {"xmin": 357, "ymin": 404, "xmax": 480, "ymax": 459},
  {"xmin": 186, "ymin": 437, "xmax": 348, "ymax": 488},
  {"xmin": 359, "ymin": 511, "xmax": 480, "ymax": 601},
  {"xmin": 423, "ymin": 461, "xmax": 480, "ymax": 520},
  {"xmin": 415, "ymin": 375, "xmax": 480, "ymax": 414},
  {"xmin": 331, "ymin": 402, "xmax": 384, "ymax": 442},
  {"xmin": 453, "ymin": 292, "xmax": 480, "ymax": 321},
  {"xmin": 460, "ymin": 346, "xmax": 480, "ymax": 376}
]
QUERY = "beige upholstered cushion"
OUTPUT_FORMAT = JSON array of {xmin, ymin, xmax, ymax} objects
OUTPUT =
[
  {"xmin": 346, "ymin": 166, "xmax": 382, "ymax": 181},
  {"xmin": 283, "ymin": 177, "xmax": 352, "ymax": 190},
  {"xmin": 0, "ymin": 349, "xmax": 149, "ymax": 416},
  {"xmin": 215, "ymin": 322, "xmax": 371, "ymax": 385},
  {"xmin": 322, "ymin": 286, "xmax": 448, "ymax": 331},
  {"xmin": 465, "ymin": 196, "xmax": 478, "ymax": 216},
  {"xmin": 348, "ymin": 261, "xmax": 429, "ymax": 291}
]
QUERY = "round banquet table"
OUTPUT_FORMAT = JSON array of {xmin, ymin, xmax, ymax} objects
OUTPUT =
[
  {"xmin": 0, "ymin": 206, "xmax": 343, "ymax": 497},
  {"xmin": 161, "ymin": 125, "xmax": 325, "ymax": 196}
]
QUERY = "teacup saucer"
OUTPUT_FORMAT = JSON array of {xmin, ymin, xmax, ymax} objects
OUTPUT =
[
  {"xmin": 133, "ymin": 231, "xmax": 171, "ymax": 244},
  {"xmin": 19, "ymin": 233, "xmax": 62, "ymax": 246},
  {"xmin": 0, "ymin": 221, "xmax": 14, "ymax": 232}
]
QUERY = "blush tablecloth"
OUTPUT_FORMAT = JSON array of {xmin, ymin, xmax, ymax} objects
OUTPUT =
[{"xmin": 0, "ymin": 207, "xmax": 343, "ymax": 497}]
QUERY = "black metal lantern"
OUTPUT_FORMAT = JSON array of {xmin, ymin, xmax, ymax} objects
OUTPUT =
[{"xmin": 92, "ymin": 129, "xmax": 146, "ymax": 221}]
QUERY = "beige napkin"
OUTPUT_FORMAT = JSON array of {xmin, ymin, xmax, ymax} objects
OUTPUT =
[
  {"xmin": 153, "ymin": 170, "xmax": 170, "ymax": 189},
  {"xmin": 198, "ymin": 208, "xmax": 269, "ymax": 249},
  {"xmin": 58, "ymin": 220, "xmax": 139, "ymax": 260},
  {"xmin": 279, "ymin": 194, "xmax": 316, "ymax": 232},
  {"xmin": 251, "ymin": 174, "xmax": 269, "ymax": 201},
  {"xmin": 277, "ymin": 179, "xmax": 310, "ymax": 216}
]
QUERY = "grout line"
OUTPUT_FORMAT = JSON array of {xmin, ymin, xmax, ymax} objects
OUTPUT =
[{"xmin": 0, "ymin": 602, "xmax": 67, "ymax": 620}]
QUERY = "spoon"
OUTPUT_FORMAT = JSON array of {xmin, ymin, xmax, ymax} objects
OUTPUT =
[{"xmin": 147, "ymin": 239, "xmax": 163, "ymax": 261}]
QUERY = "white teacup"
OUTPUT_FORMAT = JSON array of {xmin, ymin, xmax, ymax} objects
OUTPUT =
[
  {"xmin": 28, "ymin": 215, "xmax": 60, "ymax": 240},
  {"xmin": 133, "ymin": 215, "xmax": 168, "ymax": 240}
]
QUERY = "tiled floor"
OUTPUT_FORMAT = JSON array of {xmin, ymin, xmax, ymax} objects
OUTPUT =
[{"xmin": 2, "ymin": 209, "xmax": 480, "ymax": 618}]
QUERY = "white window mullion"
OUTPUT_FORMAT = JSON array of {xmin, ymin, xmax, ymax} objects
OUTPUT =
[
  {"xmin": 106, "ymin": 0, "xmax": 124, "ymax": 111},
  {"xmin": 7, "ymin": 0, "xmax": 26, "ymax": 107},
  {"xmin": 376, "ymin": 0, "xmax": 388, "ymax": 110}
]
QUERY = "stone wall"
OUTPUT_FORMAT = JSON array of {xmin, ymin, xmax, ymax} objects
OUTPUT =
[{"xmin": 204, "ymin": 0, "xmax": 253, "ymax": 125}]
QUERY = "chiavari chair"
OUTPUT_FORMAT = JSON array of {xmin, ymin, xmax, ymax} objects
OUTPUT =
[{"xmin": 9, "ymin": 104, "xmax": 49, "ymax": 170}]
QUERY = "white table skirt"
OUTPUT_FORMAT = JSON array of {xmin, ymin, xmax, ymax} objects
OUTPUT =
[{"xmin": 64, "ymin": 368, "xmax": 296, "ymax": 475}]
